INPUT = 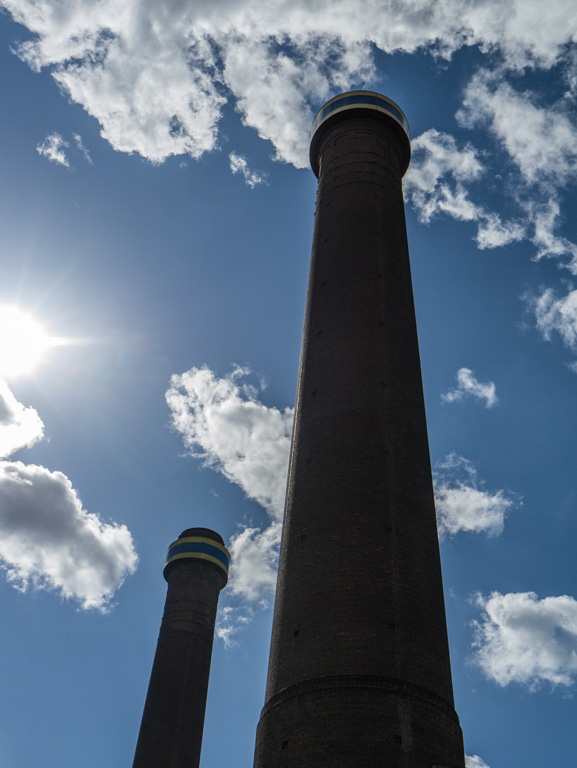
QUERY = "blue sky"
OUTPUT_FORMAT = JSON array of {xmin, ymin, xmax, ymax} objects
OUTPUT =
[{"xmin": 1, "ymin": 2, "xmax": 577, "ymax": 767}]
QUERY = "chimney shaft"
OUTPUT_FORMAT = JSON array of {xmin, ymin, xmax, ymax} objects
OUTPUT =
[
  {"xmin": 253, "ymin": 92, "xmax": 465, "ymax": 768},
  {"xmin": 132, "ymin": 528, "xmax": 229, "ymax": 768}
]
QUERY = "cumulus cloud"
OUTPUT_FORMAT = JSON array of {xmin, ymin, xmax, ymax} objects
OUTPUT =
[
  {"xmin": 229, "ymin": 152, "xmax": 266, "ymax": 188},
  {"xmin": 0, "ymin": 377, "xmax": 137, "ymax": 610},
  {"xmin": 472, "ymin": 591, "xmax": 577, "ymax": 688},
  {"xmin": 434, "ymin": 454, "xmax": 518, "ymax": 537},
  {"xmin": 5, "ymin": 0, "xmax": 577, "ymax": 167},
  {"xmin": 526, "ymin": 285, "xmax": 577, "ymax": 353},
  {"xmin": 0, "ymin": 379, "xmax": 45, "ymax": 458},
  {"xmin": 0, "ymin": 461, "xmax": 138, "ymax": 610},
  {"xmin": 441, "ymin": 367, "xmax": 498, "ymax": 408},
  {"xmin": 36, "ymin": 132, "xmax": 70, "ymax": 166},
  {"xmin": 466, "ymin": 756, "xmax": 491, "ymax": 768},
  {"xmin": 166, "ymin": 365, "xmax": 292, "ymax": 606},
  {"xmin": 166, "ymin": 365, "xmax": 292, "ymax": 518}
]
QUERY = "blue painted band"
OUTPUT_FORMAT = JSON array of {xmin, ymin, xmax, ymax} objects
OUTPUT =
[{"xmin": 165, "ymin": 540, "xmax": 230, "ymax": 571}]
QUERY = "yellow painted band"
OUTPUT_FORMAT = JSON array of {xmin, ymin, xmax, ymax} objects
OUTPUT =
[
  {"xmin": 164, "ymin": 551, "xmax": 229, "ymax": 573},
  {"xmin": 167, "ymin": 536, "xmax": 230, "ymax": 559}
]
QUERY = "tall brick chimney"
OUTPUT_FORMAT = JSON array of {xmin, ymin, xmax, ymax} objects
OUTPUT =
[
  {"xmin": 252, "ymin": 91, "xmax": 465, "ymax": 768},
  {"xmin": 133, "ymin": 528, "xmax": 229, "ymax": 768}
]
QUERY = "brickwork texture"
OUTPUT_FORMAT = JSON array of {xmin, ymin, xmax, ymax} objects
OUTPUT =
[{"xmin": 253, "ymin": 101, "xmax": 466, "ymax": 768}]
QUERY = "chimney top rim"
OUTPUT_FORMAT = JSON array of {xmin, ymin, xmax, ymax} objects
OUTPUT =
[{"xmin": 309, "ymin": 90, "xmax": 410, "ymax": 177}]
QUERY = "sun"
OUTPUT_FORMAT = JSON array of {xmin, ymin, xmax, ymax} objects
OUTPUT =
[{"xmin": 0, "ymin": 304, "xmax": 53, "ymax": 379}]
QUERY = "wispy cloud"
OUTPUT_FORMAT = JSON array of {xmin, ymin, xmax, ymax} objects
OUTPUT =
[
  {"xmin": 227, "ymin": 522, "xmax": 281, "ymax": 601},
  {"xmin": 522, "ymin": 198, "xmax": 577, "ymax": 272},
  {"xmin": 36, "ymin": 132, "xmax": 70, "ymax": 166},
  {"xmin": 0, "ymin": 461, "xmax": 138, "ymax": 610},
  {"xmin": 457, "ymin": 69, "xmax": 577, "ymax": 272},
  {"xmin": 441, "ymin": 368, "xmax": 498, "ymax": 408},
  {"xmin": 526, "ymin": 285, "xmax": 577, "ymax": 354},
  {"xmin": 458, "ymin": 69, "xmax": 577, "ymax": 189},
  {"xmin": 434, "ymin": 454, "xmax": 518, "ymax": 538},
  {"xmin": 216, "ymin": 604, "xmax": 255, "ymax": 648},
  {"xmin": 405, "ymin": 70, "xmax": 577, "ymax": 270},
  {"xmin": 229, "ymin": 152, "xmax": 266, "ymax": 188},
  {"xmin": 404, "ymin": 128, "xmax": 525, "ymax": 250},
  {"xmin": 472, "ymin": 591, "xmax": 577, "ymax": 688},
  {"xmin": 404, "ymin": 128, "xmax": 484, "ymax": 222},
  {"xmin": 215, "ymin": 523, "xmax": 281, "ymax": 647},
  {"xmin": 73, "ymin": 132, "xmax": 93, "ymax": 164}
]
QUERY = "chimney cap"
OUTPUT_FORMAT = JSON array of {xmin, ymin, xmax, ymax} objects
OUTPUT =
[
  {"xmin": 178, "ymin": 527, "xmax": 225, "ymax": 545},
  {"xmin": 164, "ymin": 528, "xmax": 230, "ymax": 585},
  {"xmin": 309, "ymin": 90, "xmax": 410, "ymax": 177}
]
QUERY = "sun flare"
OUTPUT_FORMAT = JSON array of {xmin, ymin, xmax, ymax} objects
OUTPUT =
[{"xmin": 0, "ymin": 305, "xmax": 53, "ymax": 378}]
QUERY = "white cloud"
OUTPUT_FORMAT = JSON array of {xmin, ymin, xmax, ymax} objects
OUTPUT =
[
  {"xmin": 221, "ymin": 35, "xmax": 372, "ymax": 167},
  {"xmin": 5, "ymin": 0, "xmax": 577, "ymax": 166},
  {"xmin": 456, "ymin": 71, "xmax": 577, "ymax": 270},
  {"xmin": 0, "ymin": 461, "xmax": 138, "ymax": 610},
  {"xmin": 227, "ymin": 522, "xmax": 281, "ymax": 601},
  {"xmin": 166, "ymin": 366, "xmax": 292, "ymax": 606},
  {"xmin": 466, "ymin": 756, "xmax": 490, "ymax": 768},
  {"xmin": 404, "ymin": 74, "xmax": 577, "ymax": 268},
  {"xmin": 216, "ymin": 604, "xmax": 253, "ymax": 649},
  {"xmin": 73, "ymin": 132, "xmax": 93, "ymax": 164},
  {"xmin": 524, "ymin": 199, "xmax": 577, "ymax": 274},
  {"xmin": 434, "ymin": 454, "xmax": 518, "ymax": 538},
  {"xmin": 166, "ymin": 365, "xmax": 292, "ymax": 519},
  {"xmin": 404, "ymin": 129, "xmax": 525, "ymax": 249},
  {"xmin": 36, "ymin": 132, "xmax": 70, "ymax": 166},
  {"xmin": 215, "ymin": 593, "xmax": 271, "ymax": 648},
  {"xmin": 404, "ymin": 129, "xmax": 484, "ymax": 221},
  {"xmin": 229, "ymin": 152, "xmax": 266, "ymax": 188},
  {"xmin": 472, "ymin": 591, "xmax": 577, "ymax": 688},
  {"xmin": 474, "ymin": 212, "xmax": 526, "ymax": 250},
  {"xmin": 527, "ymin": 285, "xmax": 577, "ymax": 352},
  {"xmin": 441, "ymin": 368, "xmax": 498, "ymax": 408},
  {"xmin": 0, "ymin": 379, "xmax": 45, "ymax": 458},
  {"xmin": 458, "ymin": 70, "xmax": 577, "ymax": 188}
]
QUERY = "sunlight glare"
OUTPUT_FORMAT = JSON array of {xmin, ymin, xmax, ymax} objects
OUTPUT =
[{"xmin": 0, "ymin": 305, "xmax": 52, "ymax": 378}]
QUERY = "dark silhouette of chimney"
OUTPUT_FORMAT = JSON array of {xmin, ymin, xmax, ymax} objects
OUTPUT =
[
  {"xmin": 132, "ymin": 528, "xmax": 229, "ymax": 768},
  {"xmin": 253, "ymin": 91, "xmax": 466, "ymax": 768}
]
